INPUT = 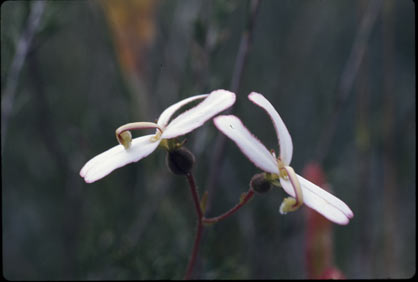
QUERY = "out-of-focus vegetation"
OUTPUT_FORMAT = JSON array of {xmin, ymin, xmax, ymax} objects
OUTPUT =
[{"xmin": 2, "ymin": 0, "xmax": 415, "ymax": 279}]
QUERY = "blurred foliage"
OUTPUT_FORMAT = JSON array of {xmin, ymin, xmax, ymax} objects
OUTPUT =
[{"xmin": 1, "ymin": 0, "xmax": 415, "ymax": 280}]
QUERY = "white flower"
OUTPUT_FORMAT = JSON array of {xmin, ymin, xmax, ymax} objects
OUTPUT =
[
  {"xmin": 213, "ymin": 92, "xmax": 353, "ymax": 225},
  {"xmin": 80, "ymin": 89, "xmax": 236, "ymax": 183}
]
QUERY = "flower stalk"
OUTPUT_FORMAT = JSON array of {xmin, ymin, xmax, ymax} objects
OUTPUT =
[
  {"xmin": 184, "ymin": 172, "xmax": 203, "ymax": 280},
  {"xmin": 202, "ymin": 189, "xmax": 255, "ymax": 225},
  {"xmin": 184, "ymin": 171, "xmax": 256, "ymax": 279}
]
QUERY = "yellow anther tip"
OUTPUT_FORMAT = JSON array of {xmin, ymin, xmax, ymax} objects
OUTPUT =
[
  {"xmin": 118, "ymin": 130, "xmax": 132, "ymax": 150},
  {"xmin": 279, "ymin": 197, "xmax": 302, "ymax": 214}
]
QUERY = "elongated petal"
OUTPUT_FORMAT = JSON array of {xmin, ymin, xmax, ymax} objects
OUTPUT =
[
  {"xmin": 297, "ymin": 174, "xmax": 354, "ymax": 219},
  {"xmin": 161, "ymin": 89, "xmax": 236, "ymax": 139},
  {"xmin": 157, "ymin": 94, "xmax": 208, "ymax": 128},
  {"xmin": 280, "ymin": 174, "xmax": 353, "ymax": 225},
  {"xmin": 248, "ymin": 92, "xmax": 293, "ymax": 166},
  {"xmin": 80, "ymin": 135, "xmax": 160, "ymax": 183},
  {"xmin": 213, "ymin": 115, "xmax": 278, "ymax": 174}
]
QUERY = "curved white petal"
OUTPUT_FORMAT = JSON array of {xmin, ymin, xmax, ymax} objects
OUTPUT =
[
  {"xmin": 280, "ymin": 178, "xmax": 293, "ymax": 196},
  {"xmin": 157, "ymin": 94, "xmax": 208, "ymax": 128},
  {"xmin": 161, "ymin": 89, "xmax": 236, "ymax": 139},
  {"xmin": 297, "ymin": 174, "xmax": 354, "ymax": 219},
  {"xmin": 279, "ymin": 174, "xmax": 353, "ymax": 225},
  {"xmin": 80, "ymin": 135, "xmax": 160, "ymax": 183},
  {"xmin": 213, "ymin": 115, "xmax": 278, "ymax": 174},
  {"xmin": 248, "ymin": 92, "xmax": 293, "ymax": 166}
]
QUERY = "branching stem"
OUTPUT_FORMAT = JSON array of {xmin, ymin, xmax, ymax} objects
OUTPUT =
[
  {"xmin": 203, "ymin": 189, "xmax": 255, "ymax": 224},
  {"xmin": 184, "ymin": 172, "xmax": 255, "ymax": 279}
]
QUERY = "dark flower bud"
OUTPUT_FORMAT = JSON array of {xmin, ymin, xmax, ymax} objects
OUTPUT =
[
  {"xmin": 250, "ymin": 173, "xmax": 271, "ymax": 193},
  {"xmin": 166, "ymin": 147, "xmax": 195, "ymax": 175}
]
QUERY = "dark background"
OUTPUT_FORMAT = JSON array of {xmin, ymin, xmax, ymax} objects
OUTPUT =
[{"xmin": 2, "ymin": 0, "xmax": 415, "ymax": 279}]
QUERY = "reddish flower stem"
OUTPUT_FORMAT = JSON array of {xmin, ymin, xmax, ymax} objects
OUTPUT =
[
  {"xmin": 184, "ymin": 172, "xmax": 255, "ymax": 279},
  {"xmin": 202, "ymin": 189, "xmax": 255, "ymax": 224},
  {"xmin": 184, "ymin": 173, "xmax": 203, "ymax": 280}
]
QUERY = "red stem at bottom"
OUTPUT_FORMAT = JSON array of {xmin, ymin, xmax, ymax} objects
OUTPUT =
[
  {"xmin": 184, "ymin": 173, "xmax": 203, "ymax": 280},
  {"xmin": 183, "ymin": 172, "xmax": 255, "ymax": 279}
]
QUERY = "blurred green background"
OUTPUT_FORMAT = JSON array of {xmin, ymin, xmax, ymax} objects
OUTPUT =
[{"xmin": 1, "ymin": 0, "xmax": 415, "ymax": 279}]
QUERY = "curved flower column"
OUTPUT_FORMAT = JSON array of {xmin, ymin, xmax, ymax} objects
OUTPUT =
[
  {"xmin": 80, "ymin": 89, "xmax": 236, "ymax": 183},
  {"xmin": 213, "ymin": 92, "xmax": 353, "ymax": 225}
]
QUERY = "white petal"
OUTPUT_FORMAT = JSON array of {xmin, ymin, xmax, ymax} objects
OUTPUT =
[
  {"xmin": 80, "ymin": 135, "xmax": 160, "ymax": 183},
  {"xmin": 157, "ymin": 94, "xmax": 208, "ymax": 128},
  {"xmin": 279, "ymin": 177, "xmax": 298, "ymax": 198},
  {"xmin": 279, "ymin": 175, "xmax": 353, "ymax": 225},
  {"xmin": 248, "ymin": 92, "xmax": 293, "ymax": 166},
  {"xmin": 161, "ymin": 89, "xmax": 236, "ymax": 139},
  {"xmin": 213, "ymin": 115, "xmax": 278, "ymax": 174},
  {"xmin": 297, "ymin": 174, "xmax": 354, "ymax": 218}
]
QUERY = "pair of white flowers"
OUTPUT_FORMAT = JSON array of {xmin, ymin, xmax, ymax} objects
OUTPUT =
[{"xmin": 80, "ymin": 89, "xmax": 353, "ymax": 225}]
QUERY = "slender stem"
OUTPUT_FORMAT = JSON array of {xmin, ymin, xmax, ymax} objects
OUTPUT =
[
  {"xmin": 314, "ymin": 0, "xmax": 382, "ymax": 164},
  {"xmin": 185, "ymin": 218, "xmax": 203, "ymax": 280},
  {"xmin": 184, "ymin": 172, "xmax": 203, "ymax": 280},
  {"xmin": 186, "ymin": 172, "xmax": 203, "ymax": 219},
  {"xmin": 204, "ymin": 0, "xmax": 261, "ymax": 217},
  {"xmin": 1, "ymin": 1, "xmax": 46, "ymax": 152},
  {"xmin": 184, "ymin": 174, "xmax": 256, "ymax": 278},
  {"xmin": 203, "ymin": 189, "xmax": 255, "ymax": 224}
]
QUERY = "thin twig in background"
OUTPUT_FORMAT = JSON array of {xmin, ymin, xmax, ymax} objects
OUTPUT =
[
  {"xmin": 191, "ymin": 2, "xmax": 261, "ymax": 276},
  {"xmin": 229, "ymin": 0, "xmax": 261, "ymax": 93},
  {"xmin": 27, "ymin": 44, "xmax": 83, "ymax": 277},
  {"xmin": 122, "ymin": 169, "xmax": 172, "ymax": 250},
  {"xmin": 352, "ymin": 16, "xmax": 373, "ymax": 275},
  {"xmin": 204, "ymin": 0, "xmax": 261, "ymax": 216},
  {"xmin": 314, "ymin": 0, "xmax": 382, "ymax": 164},
  {"xmin": 381, "ymin": 0, "xmax": 399, "ymax": 276},
  {"xmin": 1, "ymin": 1, "xmax": 46, "ymax": 152},
  {"xmin": 194, "ymin": 2, "xmax": 261, "ymax": 276},
  {"xmin": 152, "ymin": 1, "xmax": 203, "ymax": 114}
]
